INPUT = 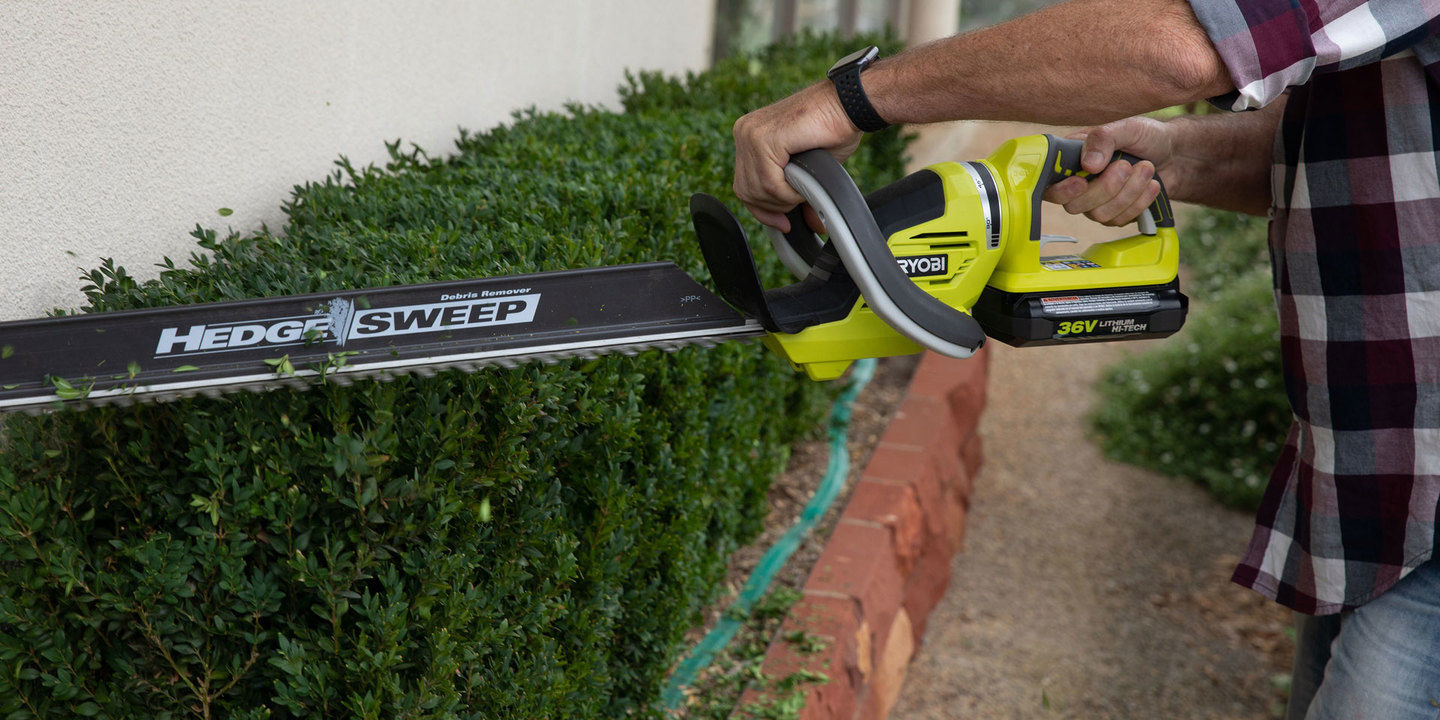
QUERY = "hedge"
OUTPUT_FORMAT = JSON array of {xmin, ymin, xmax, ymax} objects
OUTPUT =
[
  {"xmin": 1091, "ymin": 210, "xmax": 1289, "ymax": 510},
  {"xmin": 0, "ymin": 33, "xmax": 907, "ymax": 719}
]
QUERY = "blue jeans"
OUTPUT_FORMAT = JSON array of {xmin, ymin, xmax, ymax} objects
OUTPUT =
[{"xmin": 1286, "ymin": 558, "xmax": 1440, "ymax": 720}]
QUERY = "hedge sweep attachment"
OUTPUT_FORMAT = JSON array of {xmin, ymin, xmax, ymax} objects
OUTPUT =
[{"xmin": 0, "ymin": 134, "xmax": 1186, "ymax": 413}]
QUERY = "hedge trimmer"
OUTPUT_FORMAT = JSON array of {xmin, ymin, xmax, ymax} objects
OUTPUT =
[{"xmin": 0, "ymin": 134, "xmax": 1186, "ymax": 413}]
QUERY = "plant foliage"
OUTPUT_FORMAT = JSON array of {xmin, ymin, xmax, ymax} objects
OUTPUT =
[
  {"xmin": 0, "ymin": 33, "xmax": 908, "ymax": 719},
  {"xmin": 1091, "ymin": 210, "xmax": 1289, "ymax": 510}
]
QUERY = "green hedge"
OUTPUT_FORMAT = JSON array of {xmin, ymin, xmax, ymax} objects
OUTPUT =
[
  {"xmin": 0, "ymin": 34, "xmax": 906, "ymax": 719},
  {"xmin": 1091, "ymin": 210, "xmax": 1289, "ymax": 510}
]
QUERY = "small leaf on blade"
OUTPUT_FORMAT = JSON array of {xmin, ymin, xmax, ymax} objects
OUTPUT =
[
  {"xmin": 264, "ymin": 355, "xmax": 295, "ymax": 376},
  {"xmin": 173, "ymin": 365, "xmax": 200, "ymax": 373},
  {"xmin": 50, "ymin": 376, "xmax": 89, "ymax": 400}
]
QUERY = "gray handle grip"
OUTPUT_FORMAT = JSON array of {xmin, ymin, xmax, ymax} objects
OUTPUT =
[{"xmin": 1042, "ymin": 135, "xmax": 1175, "ymax": 232}]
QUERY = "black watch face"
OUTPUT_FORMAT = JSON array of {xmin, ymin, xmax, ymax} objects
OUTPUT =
[{"xmin": 828, "ymin": 46, "xmax": 878, "ymax": 75}]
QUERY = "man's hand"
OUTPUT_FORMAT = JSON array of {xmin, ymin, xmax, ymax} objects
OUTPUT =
[
  {"xmin": 732, "ymin": 82, "xmax": 862, "ymax": 232},
  {"xmin": 1042, "ymin": 117, "xmax": 1179, "ymax": 227}
]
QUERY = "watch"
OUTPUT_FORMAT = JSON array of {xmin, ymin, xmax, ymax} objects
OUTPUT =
[{"xmin": 827, "ymin": 46, "xmax": 889, "ymax": 133}]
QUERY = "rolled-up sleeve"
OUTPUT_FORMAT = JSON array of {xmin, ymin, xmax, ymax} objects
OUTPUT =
[{"xmin": 1187, "ymin": 0, "xmax": 1440, "ymax": 110}]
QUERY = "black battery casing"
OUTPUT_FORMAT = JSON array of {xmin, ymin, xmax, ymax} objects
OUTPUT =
[{"xmin": 971, "ymin": 279, "xmax": 1188, "ymax": 347}]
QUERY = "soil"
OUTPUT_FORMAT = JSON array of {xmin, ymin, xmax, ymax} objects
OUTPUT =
[{"xmin": 889, "ymin": 121, "xmax": 1294, "ymax": 720}]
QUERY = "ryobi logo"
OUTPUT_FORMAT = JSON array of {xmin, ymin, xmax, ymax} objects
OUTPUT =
[
  {"xmin": 896, "ymin": 254, "xmax": 949, "ymax": 278},
  {"xmin": 154, "ymin": 292, "xmax": 541, "ymax": 357}
]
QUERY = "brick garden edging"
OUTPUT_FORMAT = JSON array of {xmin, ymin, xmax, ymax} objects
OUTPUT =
[{"xmin": 742, "ymin": 348, "xmax": 989, "ymax": 719}]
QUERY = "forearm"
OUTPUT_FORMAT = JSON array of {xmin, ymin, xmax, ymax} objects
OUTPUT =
[
  {"xmin": 865, "ymin": 0, "xmax": 1232, "ymax": 126},
  {"xmin": 1164, "ymin": 97, "xmax": 1285, "ymax": 215}
]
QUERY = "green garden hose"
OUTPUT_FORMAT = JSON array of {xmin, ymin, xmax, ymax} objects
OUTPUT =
[{"xmin": 661, "ymin": 358, "xmax": 878, "ymax": 711}]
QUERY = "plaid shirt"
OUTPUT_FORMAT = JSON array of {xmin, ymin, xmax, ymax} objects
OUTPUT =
[{"xmin": 1188, "ymin": 0, "xmax": 1440, "ymax": 614}]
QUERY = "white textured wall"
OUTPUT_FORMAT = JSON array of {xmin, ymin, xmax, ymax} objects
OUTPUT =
[{"xmin": 0, "ymin": 1, "xmax": 714, "ymax": 320}]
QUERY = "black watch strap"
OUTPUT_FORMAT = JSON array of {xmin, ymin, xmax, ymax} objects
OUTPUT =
[{"xmin": 830, "ymin": 67, "xmax": 889, "ymax": 133}]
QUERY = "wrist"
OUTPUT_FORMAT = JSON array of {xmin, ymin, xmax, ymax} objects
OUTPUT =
[
  {"xmin": 859, "ymin": 59, "xmax": 901, "ymax": 125},
  {"xmin": 827, "ymin": 45, "xmax": 891, "ymax": 132},
  {"xmin": 809, "ymin": 82, "xmax": 865, "ymax": 141},
  {"xmin": 1147, "ymin": 115, "xmax": 1196, "ymax": 203}
]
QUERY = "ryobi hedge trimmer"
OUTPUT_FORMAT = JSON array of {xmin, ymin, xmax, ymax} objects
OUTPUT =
[{"xmin": 0, "ymin": 134, "xmax": 1187, "ymax": 413}]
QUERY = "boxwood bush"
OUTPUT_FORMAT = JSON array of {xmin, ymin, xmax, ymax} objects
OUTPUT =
[
  {"xmin": 1091, "ymin": 210, "xmax": 1289, "ymax": 510},
  {"xmin": 0, "ymin": 34, "xmax": 906, "ymax": 719}
]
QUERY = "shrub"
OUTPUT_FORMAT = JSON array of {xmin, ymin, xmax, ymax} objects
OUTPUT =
[
  {"xmin": 1091, "ymin": 210, "xmax": 1289, "ymax": 510},
  {"xmin": 0, "ymin": 34, "xmax": 909, "ymax": 719},
  {"xmin": 1176, "ymin": 206, "xmax": 1273, "ymax": 296}
]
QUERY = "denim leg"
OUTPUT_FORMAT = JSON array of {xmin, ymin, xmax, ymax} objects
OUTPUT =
[
  {"xmin": 1287, "ymin": 611, "xmax": 1341, "ymax": 720},
  {"xmin": 1305, "ymin": 558, "xmax": 1440, "ymax": 720}
]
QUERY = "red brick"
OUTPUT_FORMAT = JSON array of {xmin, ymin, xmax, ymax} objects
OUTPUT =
[
  {"xmin": 960, "ymin": 432, "xmax": 984, "ymax": 482},
  {"xmin": 882, "ymin": 395, "xmax": 959, "ymax": 451},
  {"xmin": 903, "ymin": 543, "xmax": 954, "ymax": 643},
  {"xmin": 862, "ymin": 448, "xmax": 963, "ymax": 557},
  {"xmin": 804, "ymin": 522, "xmax": 906, "ymax": 674},
  {"xmin": 876, "ymin": 402, "xmax": 967, "ymax": 508},
  {"xmin": 840, "ymin": 479, "xmax": 927, "ymax": 575},
  {"xmin": 856, "ymin": 609, "xmax": 916, "ymax": 720},
  {"xmin": 946, "ymin": 381, "xmax": 986, "ymax": 441},
  {"xmin": 862, "ymin": 443, "xmax": 934, "ymax": 486},
  {"xmin": 946, "ymin": 349, "xmax": 990, "ymax": 438},
  {"xmin": 903, "ymin": 353, "xmax": 963, "ymax": 399},
  {"xmin": 940, "ymin": 481, "xmax": 968, "ymax": 553},
  {"xmin": 734, "ymin": 663, "xmax": 851, "ymax": 720},
  {"xmin": 908, "ymin": 349, "xmax": 988, "ymax": 399},
  {"xmin": 947, "ymin": 450, "xmax": 974, "ymax": 502},
  {"xmin": 734, "ymin": 593, "xmax": 866, "ymax": 720}
]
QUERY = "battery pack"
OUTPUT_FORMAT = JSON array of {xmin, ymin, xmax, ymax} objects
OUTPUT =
[{"xmin": 971, "ymin": 279, "xmax": 1188, "ymax": 347}]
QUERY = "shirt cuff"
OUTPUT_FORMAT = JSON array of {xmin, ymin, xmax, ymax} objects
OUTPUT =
[{"xmin": 1186, "ymin": 0, "xmax": 1317, "ymax": 110}]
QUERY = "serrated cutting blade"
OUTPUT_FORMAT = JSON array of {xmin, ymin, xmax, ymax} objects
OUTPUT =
[{"xmin": 0, "ymin": 262, "xmax": 764, "ymax": 414}]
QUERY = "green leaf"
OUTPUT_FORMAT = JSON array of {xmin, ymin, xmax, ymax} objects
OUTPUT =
[
  {"xmin": 264, "ymin": 355, "xmax": 295, "ymax": 376},
  {"xmin": 217, "ymin": 207, "xmax": 234, "ymax": 216},
  {"xmin": 172, "ymin": 365, "xmax": 200, "ymax": 372},
  {"xmin": 50, "ymin": 376, "xmax": 89, "ymax": 400},
  {"xmin": 1, "ymin": 345, "xmax": 12, "ymax": 359}
]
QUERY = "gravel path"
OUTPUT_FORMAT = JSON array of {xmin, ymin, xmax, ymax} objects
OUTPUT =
[{"xmin": 889, "ymin": 122, "xmax": 1293, "ymax": 720}]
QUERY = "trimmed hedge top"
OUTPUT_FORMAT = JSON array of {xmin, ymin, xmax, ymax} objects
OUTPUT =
[{"xmin": 0, "ymin": 34, "xmax": 906, "ymax": 720}]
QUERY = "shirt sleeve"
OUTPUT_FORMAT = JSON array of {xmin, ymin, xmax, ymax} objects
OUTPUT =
[{"xmin": 1186, "ymin": 0, "xmax": 1440, "ymax": 110}]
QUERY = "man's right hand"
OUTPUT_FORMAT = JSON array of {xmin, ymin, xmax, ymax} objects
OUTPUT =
[
  {"xmin": 732, "ymin": 82, "xmax": 864, "ymax": 232},
  {"xmin": 1042, "ymin": 116, "xmax": 1180, "ymax": 227}
]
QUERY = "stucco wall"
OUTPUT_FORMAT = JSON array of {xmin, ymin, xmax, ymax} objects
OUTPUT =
[{"xmin": 0, "ymin": 1, "xmax": 714, "ymax": 320}]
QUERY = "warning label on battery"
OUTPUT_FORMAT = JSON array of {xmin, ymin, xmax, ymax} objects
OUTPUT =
[
  {"xmin": 1040, "ymin": 254, "xmax": 1101, "ymax": 271},
  {"xmin": 1039, "ymin": 291, "xmax": 1159, "ymax": 317}
]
